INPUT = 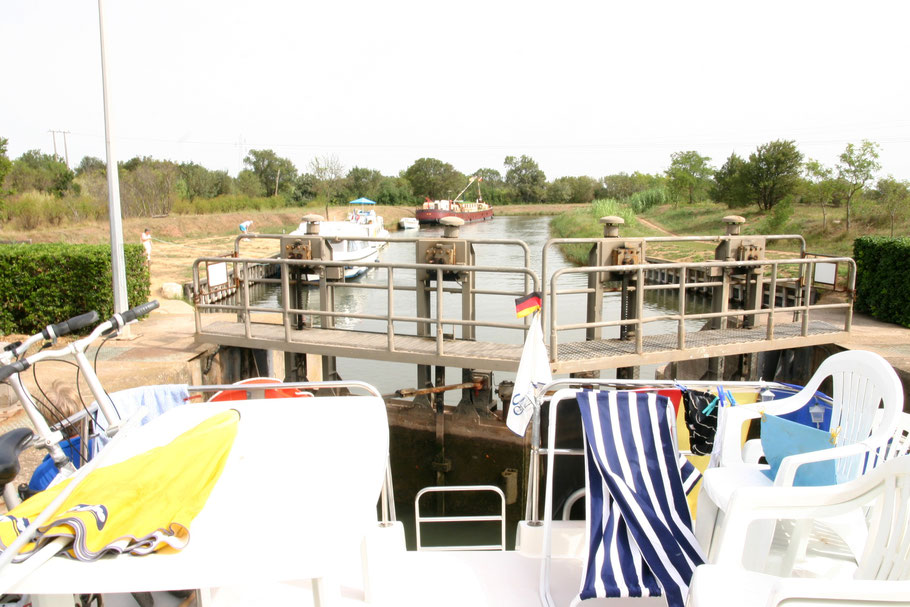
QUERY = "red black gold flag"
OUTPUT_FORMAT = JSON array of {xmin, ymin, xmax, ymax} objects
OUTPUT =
[{"xmin": 515, "ymin": 292, "xmax": 542, "ymax": 319}]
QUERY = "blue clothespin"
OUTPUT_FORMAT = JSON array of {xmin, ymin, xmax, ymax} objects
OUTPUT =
[{"xmin": 701, "ymin": 395, "xmax": 719, "ymax": 416}]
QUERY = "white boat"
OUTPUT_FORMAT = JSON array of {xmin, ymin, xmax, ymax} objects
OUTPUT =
[
  {"xmin": 0, "ymin": 352, "xmax": 907, "ymax": 607},
  {"xmin": 399, "ymin": 217, "xmax": 419, "ymax": 230},
  {"xmin": 291, "ymin": 203, "xmax": 389, "ymax": 281}
]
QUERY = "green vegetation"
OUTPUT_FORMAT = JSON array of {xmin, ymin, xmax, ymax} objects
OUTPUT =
[
  {"xmin": 0, "ymin": 243, "xmax": 149, "ymax": 334},
  {"xmin": 1, "ymin": 133, "xmax": 907, "ymax": 259},
  {"xmin": 854, "ymin": 237, "xmax": 910, "ymax": 328},
  {"xmin": 550, "ymin": 199, "xmax": 644, "ymax": 264}
]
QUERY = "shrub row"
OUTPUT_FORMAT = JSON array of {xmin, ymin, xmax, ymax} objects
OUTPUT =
[
  {"xmin": 853, "ymin": 236, "xmax": 910, "ymax": 328},
  {"xmin": 171, "ymin": 194, "xmax": 290, "ymax": 215},
  {"xmin": 0, "ymin": 243, "xmax": 150, "ymax": 334}
]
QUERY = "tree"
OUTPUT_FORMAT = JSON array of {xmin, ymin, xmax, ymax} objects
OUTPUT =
[
  {"xmin": 548, "ymin": 175, "xmax": 597, "ymax": 204},
  {"xmin": 6, "ymin": 149, "xmax": 75, "ymax": 197},
  {"xmin": 119, "ymin": 158, "xmax": 178, "ymax": 216},
  {"xmin": 665, "ymin": 151, "xmax": 713, "ymax": 206},
  {"xmin": 474, "ymin": 168, "xmax": 503, "ymax": 185},
  {"xmin": 374, "ymin": 176, "xmax": 414, "ymax": 205},
  {"xmin": 178, "ymin": 162, "xmax": 229, "ymax": 201},
  {"xmin": 873, "ymin": 176, "xmax": 910, "ymax": 237},
  {"xmin": 504, "ymin": 155, "xmax": 546, "ymax": 202},
  {"xmin": 344, "ymin": 167, "xmax": 383, "ymax": 201},
  {"xmin": 309, "ymin": 155, "xmax": 346, "ymax": 205},
  {"xmin": 75, "ymin": 156, "xmax": 105, "ymax": 177},
  {"xmin": 291, "ymin": 173, "xmax": 317, "ymax": 203},
  {"xmin": 0, "ymin": 137, "xmax": 13, "ymax": 208},
  {"xmin": 803, "ymin": 159, "xmax": 838, "ymax": 231},
  {"xmin": 601, "ymin": 172, "xmax": 663, "ymax": 200},
  {"xmin": 836, "ymin": 140, "xmax": 881, "ymax": 232},
  {"xmin": 402, "ymin": 158, "xmax": 465, "ymax": 200},
  {"xmin": 740, "ymin": 140, "xmax": 803, "ymax": 211},
  {"xmin": 235, "ymin": 169, "xmax": 265, "ymax": 197},
  {"xmin": 710, "ymin": 153, "xmax": 749, "ymax": 207},
  {"xmin": 471, "ymin": 168, "xmax": 507, "ymax": 204},
  {"xmin": 243, "ymin": 149, "xmax": 298, "ymax": 197},
  {"xmin": 546, "ymin": 178, "xmax": 572, "ymax": 204}
]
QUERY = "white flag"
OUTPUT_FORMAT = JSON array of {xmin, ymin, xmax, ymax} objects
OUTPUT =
[{"xmin": 507, "ymin": 312, "xmax": 552, "ymax": 436}]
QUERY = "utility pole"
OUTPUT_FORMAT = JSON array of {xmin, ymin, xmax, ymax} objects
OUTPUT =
[
  {"xmin": 49, "ymin": 131, "xmax": 58, "ymax": 161},
  {"xmin": 61, "ymin": 130, "xmax": 70, "ymax": 168},
  {"xmin": 274, "ymin": 168, "xmax": 280, "ymax": 196},
  {"xmin": 48, "ymin": 130, "xmax": 72, "ymax": 168}
]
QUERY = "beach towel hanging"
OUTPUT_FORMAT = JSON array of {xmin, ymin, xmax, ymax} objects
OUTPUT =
[
  {"xmin": 0, "ymin": 409, "xmax": 239, "ymax": 562},
  {"xmin": 577, "ymin": 390, "xmax": 704, "ymax": 607}
]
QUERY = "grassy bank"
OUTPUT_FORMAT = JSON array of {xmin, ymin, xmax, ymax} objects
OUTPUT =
[{"xmin": 551, "ymin": 199, "xmax": 906, "ymax": 263}]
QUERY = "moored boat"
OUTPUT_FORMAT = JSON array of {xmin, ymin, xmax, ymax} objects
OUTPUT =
[
  {"xmin": 415, "ymin": 176, "xmax": 493, "ymax": 224},
  {"xmin": 290, "ymin": 202, "xmax": 389, "ymax": 281},
  {"xmin": 399, "ymin": 217, "xmax": 419, "ymax": 230}
]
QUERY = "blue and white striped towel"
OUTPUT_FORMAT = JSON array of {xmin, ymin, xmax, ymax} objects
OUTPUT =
[{"xmin": 577, "ymin": 390, "xmax": 704, "ymax": 607}]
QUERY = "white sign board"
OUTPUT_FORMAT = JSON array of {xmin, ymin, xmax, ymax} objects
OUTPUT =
[
  {"xmin": 207, "ymin": 262, "xmax": 229, "ymax": 287},
  {"xmin": 814, "ymin": 262, "xmax": 837, "ymax": 286}
]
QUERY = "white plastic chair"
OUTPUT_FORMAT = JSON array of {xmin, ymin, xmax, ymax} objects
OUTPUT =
[
  {"xmin": 695, "ymin": 350, "xmax": 904, "ymax": 564},
  {"xmin": 687, "ymin": 455, "xmax": 910, "ymax": 607}
]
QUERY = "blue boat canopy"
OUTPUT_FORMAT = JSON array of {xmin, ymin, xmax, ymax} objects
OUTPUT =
[{"xmin": 349, "ymin": 197, "xmax": 377, "ymax": 205}]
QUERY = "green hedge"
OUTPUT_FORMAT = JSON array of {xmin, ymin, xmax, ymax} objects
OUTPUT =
[
  {"xmin": 854, "ymin": 236, "xmax": 910, "ymax": 328},
  {"xmin": 0, "ymin": 243, "xmax": 150, "ymax": 334}
]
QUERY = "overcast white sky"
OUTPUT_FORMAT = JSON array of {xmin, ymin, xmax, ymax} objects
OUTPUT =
[{"xmin": 2, "ymin": 0, "xmax": 909, "ymax": 182}]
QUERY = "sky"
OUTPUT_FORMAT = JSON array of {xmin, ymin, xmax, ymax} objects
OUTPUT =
[{"xmin": 2, "ymin": 0, "xmax": 909, "ymax": 182}]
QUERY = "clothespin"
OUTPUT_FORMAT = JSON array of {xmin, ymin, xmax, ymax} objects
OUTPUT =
[
  {"xmin": 829, "ymin": 426, "xmax": 841, "ymax": 446},
  {"xmin": 702, "ymin": 395, "xmax": 719, "ymax": 416}
]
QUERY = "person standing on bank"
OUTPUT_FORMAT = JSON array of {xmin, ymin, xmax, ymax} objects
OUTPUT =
[{"xmin": 141, "ymin": 228, "xmax": 152, "ymax": 265}]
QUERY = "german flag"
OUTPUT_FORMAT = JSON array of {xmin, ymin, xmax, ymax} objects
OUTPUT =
[{"xmin": 515, "ymin": 292, "xmax": 542, "ymax": 319}]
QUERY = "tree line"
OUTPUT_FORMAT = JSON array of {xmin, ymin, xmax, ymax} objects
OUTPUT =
[
  {"xmin": 663, "ymin": 139, "xmax": 907, "ymax": 235},
  {"xmin": 0, "ymin": 135, "xmax": 907, "ymax": 235}
]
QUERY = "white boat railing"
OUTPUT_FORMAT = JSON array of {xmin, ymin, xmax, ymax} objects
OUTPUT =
[
  {"xmin": 414, "ymin": 485, "xmax": 507, "ymax": 552},
  {"xmin": 522, "ymin": 378, "xmax": 794, "ymax": 526}
]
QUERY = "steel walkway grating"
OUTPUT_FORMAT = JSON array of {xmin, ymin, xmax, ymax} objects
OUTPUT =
[{"xmin": 199, "ymin": 319, "xmax": 846, "ymax": 373}]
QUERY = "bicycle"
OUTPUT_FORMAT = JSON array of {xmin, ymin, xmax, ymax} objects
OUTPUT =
[{"xmin": 0, "ymin": 302, "xmax": 160, "ymax": 510}]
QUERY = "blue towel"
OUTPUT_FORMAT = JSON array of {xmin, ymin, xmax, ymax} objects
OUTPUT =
[
  {"xmin": 760, "ymin": 413, "xmax": 837, "ymax": 486},
  {"xmin": 91, "ymin": 384, "xmax": 190, "ymax": 454},
  {"xmin": 29, "ymin": 385, "xmax": 189, "ymax": 491},
  {"xmin": 577, "ymin": 390, "xmax": 704, "ymax": 607}
]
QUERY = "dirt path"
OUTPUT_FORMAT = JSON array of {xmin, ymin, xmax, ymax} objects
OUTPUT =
[{"xmin": 637, "ymin": 216, "xmax": 676, "ymax": 236}]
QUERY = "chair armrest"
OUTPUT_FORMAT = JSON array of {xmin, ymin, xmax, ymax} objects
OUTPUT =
[
  {"xmin": 774, "ymin": 441, "xmax": 875, "ymax": 487},
  {"xmin": 715, "ymin": 405, "xmax": 761, "ymax": 466},
  {"xmin": 711, "ymin": 472, "xmax": 885, "ymax": 565}
]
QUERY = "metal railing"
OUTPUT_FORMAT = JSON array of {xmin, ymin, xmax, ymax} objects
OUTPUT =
[
  {"xmin": 193, "ymin": 233, "xmax": 855, "ymax": 372},
  {"xmin": 546, "ymin": 256, "xmax": 855, "ymax": 362},
  {"xmin": 193, "ymin": 255, "xmax": 541, "ymax": 360},
  {"xmin": 414, "ymin": 485, "xmax": 507, "ymax": 551}
]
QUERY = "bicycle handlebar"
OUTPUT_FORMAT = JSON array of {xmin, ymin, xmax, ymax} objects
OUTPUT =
[
  {"xmin": 0, "ymin": 360, "xmax": 30, "ymax": 382},
  {"xmin": 43, "ymin": 311, "xmax": 99, "ymax": 340},
  {"xmin": 119, "ymin": 301, "xmax": 159, "ymax": 325}
]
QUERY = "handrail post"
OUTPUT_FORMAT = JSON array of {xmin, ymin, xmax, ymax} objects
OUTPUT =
[
  {"xmin": 387, "ymin": 267, "xmax": 395, "ymax": 352},
  {"xmin": 436, "ymin": 267, "xmax": 444, "ymax": 356},
  {"xmin": 241, "ymin": 260, "xmax": 252, "ymax": 339}
]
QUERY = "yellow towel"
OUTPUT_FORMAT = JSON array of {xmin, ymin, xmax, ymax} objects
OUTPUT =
[{"xmin": 0, "ymin": 409, "xmax": 239, "ymax": 562}]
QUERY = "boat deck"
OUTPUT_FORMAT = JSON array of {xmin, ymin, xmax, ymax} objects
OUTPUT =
[{"xmin": 196, "ymin": 319, "xmax": 847, "ymax": 373}]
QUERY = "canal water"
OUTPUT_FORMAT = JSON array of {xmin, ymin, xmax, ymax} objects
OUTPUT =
[{"xmin": 247, "ymin": 215, "xmax": 708, "ymax": 402}]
